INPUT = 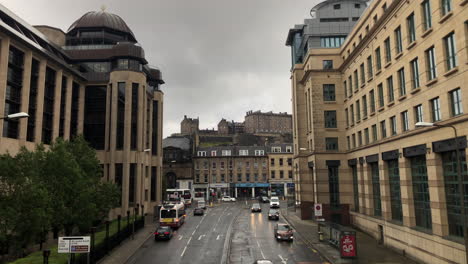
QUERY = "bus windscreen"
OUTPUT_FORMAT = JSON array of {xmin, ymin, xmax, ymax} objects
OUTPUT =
[{"xmin": 161, "ymin": 210, "xmax": 176, "ymax": 218}]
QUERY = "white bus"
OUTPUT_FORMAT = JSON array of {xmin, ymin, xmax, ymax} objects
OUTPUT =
[
  {"xmin": 166, "ymin": 188, "xmax": 192, "ymax": 206},
  {"xmin": 160, "ymin": 202, "xmax": 186, "ymax": 228}
]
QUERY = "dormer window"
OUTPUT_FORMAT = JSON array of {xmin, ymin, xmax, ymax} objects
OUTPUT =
[
  {"xmin": 222, "ymin": 150, "xmax": 232, "ymax": 156},
  {"xmin": 355, "ymin": 4, "xmax": 361, "ymax": 8},
  {"xmin": 198, "ymin": 151, "xmax": 206, "ymax": 156},
  {"xmin": 272, "ymin": 147, "xmax": 282, "ymax": 153},
  {"xmin": 211, "ymin": 150, "xmax": 217, "ymax": 156},
  {"xmin": 239, "ymin": 149, "xmax": 249, "ymax": 156},
  {"xmin": 334, "ymin": 4, "xmax": 341, "ymax": 9}
]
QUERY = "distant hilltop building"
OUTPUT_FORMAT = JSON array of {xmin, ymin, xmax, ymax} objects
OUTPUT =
[
  {"xmin": 180, "ymin": 115, "xmax": 199, "ymax": 135},
  {"xmin": 244, "ymin": 110, "xmax": 292, "ymax": 134}
]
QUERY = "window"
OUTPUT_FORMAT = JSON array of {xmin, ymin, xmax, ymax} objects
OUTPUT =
[
  {"xmin": 320, "ymin": 36, "xmax": 346, "ymax": 48},
  {"xmin": 288, "ymin": 171, "xmax": 292, "ymax": 179},
  {"xmin": 286, "ymin": 146, "xmax": 292, "ymax": 153},
  {"xmin": 380, "ymin": 120, "xmax": 387, "ymax": 138},
  {"xmin": 348, "ymin": 76, "xmax": 353, "ymax": 96},
  {"xmin": 397, "ymin": 68, "xmax": 406, "ymax": 96},
  {"xmin": 367, "ymin": 55, "xmax": 373, "ymax": 79},
  {"xmin": 401, "ymin": 111, "xmax": 409, "ymax": 131},
  {"xmin": 344, "ymin": 81, "xmax": 348, "ymax": 98},
  {"xmin": 237, "ymin": 173, "xmax": 242, "ymax": 181},
  {"xmin": 333, "ymin": 4, "xmax": 341, "ymax": 9},
  {"xmin": 450, "ymin": 88, "xmax": 463, "ymax": 116},
  {"xmin": 221, "ymin": 173, "xmax": 226, "ymax": 182},
  {"xmin": 130, "ymin": 83, "xmax": 138, "ymax": 150},
  {"xmin": 324, "ymin": 111, "xmax": 337, "ymax": 128},
  {"xmin": 411, "ymin": 155, "xmax": 432, "ymax": 230},
  {"xmin": 84, "ymin": 86, "xmax": 107, "ymax": 150},
  {"xmin": 211, "ymin": 150, "xmax": 217, "ymax": 156},
  {"xmin": 198, "ymin": 151, "xmax": 207, "ymax": 156},
  {"xmin": 360, "ymin": 63, "xmax": 365, "ymax": 84},
  {"xmin": 355, "ymin": 3, "xmax": 361, "ymax": 8},
  {"xmin": 116, "ymin": 82, "xmax": 125, "ymax": 150},
  {"xmin": 152, "ymin": 100, "xmax": 159, "ymax": 156},
  {"xmin": 441, "ymin": 0, "xmax": 452, "ymax": 16},
  {"xmin": 356, "ymin": 100, "xmax": 361, "ymax": 121},
  {"xmin": 326, "ymin": 138, "xmax": 339, "ymax": 151},
  {"xmin": 271, "ymin": 171, "xmax": 275, "ymax": 179},
  {"xmin": 372, "ymin": 124, "xmax": 378, "ymax": 141},
  {"xmin": 323, "ymin": 60, "xmax": 333, "ymax": 69},
  {"xmin": 271, "ymin": 147, "xmax": 281, "ymax": 153},
  {"xmin": 352, "ymin": 165, "xmax": 359, "ymax": 212},
  {"xmin": 415, "ymin": 104, "xmax": 424, "ymax": 122},
  {"xmin": 395, "ymin": 26, "xmax": 403, "ymax": 54},
  {"xmin": 279, "ymin": 158, "xmax": 283, "ymax": 166},
  {"xmin": 345, "ymin": 108, "xmax": 349, "ymax": 127},
  {"xmin": 444, "ymin": 32, "xmax": 457, "ymax": 71},
  {"xmin": 373, "ymin": 15, "xmax": 378, "ymax": 24},
  {"xmin": 370, "ymin": 162, "xmax": 382, "ymax": 216},
  {"xmin": 212, "ymin": 162, "xmax": 217, "ymax": 169},
  {"xmin": 42, "ymin": 67, "xmax": 55, "ymax": 144},
  {"xmin": 347, "ymin": 136, "xmax": 351, "ymax": 150},
  {"xmin": 407, "ymin": 13, "xmax": 416, "ymax": 44},
  {"xmin": 352, "ymin": 134, "xmax": 356, "ymax": 148},
  {"xmin": 222, "ymin": 150, "xmax": 232, "ymax": 156},
  {"xmin": 255, "ymin": 149, "xmax": 265, "ymax": 156},
  {"xmin": 59, "ymin": 76, "xmax": 67, "ymax": 138},
  {"xmin": 239, "ymin": 149, "xmax": 249, "ymax": 156},
  {"xmin": 4, "ymin": 46, "xmax": 24, "ymax": 139},
  {"xmin": 430, "ymin": 97, "xmax": 441, "ymax": 122},
  {"xmin": 323, "ymin": 84, "xmax": 336, "ymax": 101},
  {"xmin": 350, "ymin": 105, "xmax": 355, "ymax": 125},
  {"xmin": 422, "ymin": 0, "xmax": 432, "ymax": 31},
  {"xmin": 382, "ymin": 3, "xmax": 387, "ymax": 11},
  {"xmin": 410, "ymin": 58, "xmax": 420, "ymax": 89},
  {"xmin": 328, "ymin": 164, "xmax": 340, "ymax": 207},
  {"xmin": 362, "ymin": 95, "xmax": 368, "ymax": 118},
  {"xmin": 425, "ymin": 47, "xmax": 437, "ymax": 80},
  {"xmin": 354, "ymin": 70, "xmax": 359, "ymax": 91},
  {"xmin": 358, "ymin": 131, "xmax": 362, "ymax": 146},
  {"xmin": 27, "ymin": 59, "xmax": 39, "ymax": 142},
  {"xmin": 378, "ymin": 83, "xmax": 384, "ymax": 108},
  {"xmin": 387, "ymin": 76, "xmax": 394, "ymax": 103},
  {"xmin": 388, "ymin": 159, "xmax": 403, "ymax": 221},
  {"xmin": 375, "ymin": 47, "xmax": 382, "ymax": 71},
  {"xmin": 129, "ymin": 164, "xmax": 136, "ymax": 204},
  {"xmin": 370, "ymin": 90, "xmax": 376, "ymax": 112},
  {"xmin": 442, "ymin": 150, "xmax": 468, "ymax": 237},
  {"xmin": 364, "ymin": 128, "xmax": 369, "ymax": 144},
  {"xmin": 384, "ymin": 38, "xmax": 391, "ymax": 63},
  {"xmin": 287, "ymin": 158, "xmax": 292, "ymax": 165},
  {"xmin": 271, "ymin": 158, "xmax": 275, "ymax": 166},
  {"xmin": 390, "ymin": 116, "xmax": 397, "ymax": 135}
]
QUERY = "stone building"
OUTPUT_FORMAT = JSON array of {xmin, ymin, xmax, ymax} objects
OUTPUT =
[
  {"xmin": 0, "ymin": 5, "xmax": 165, "ymax": 219},
  {"xmin": 267, "ymin": 144, "xmax": 295, "ymax": 199},
  {"xmin": 162, "ymin": 136, "xmax": 194, "ymax": 191},
  {"xmin": 180, "ymin": 115, "xmax": 199, "ymax": 135},
  {"xmin": 287, "ymin": 0, "xmax": 468, "ymax": 263},
  {"xmin": 244, "ymin": 110, "xmax": 292, "ymax": 134}
]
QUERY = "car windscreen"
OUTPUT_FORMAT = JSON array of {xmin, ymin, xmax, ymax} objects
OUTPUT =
[
  {"xmin": 161, "ymin": 209, "xmax": 176, "ymax": 218},
  {"xmin": 278, "ymin": 225, "xmax": 291, "ymax": 231},
  {"xmin": 269, "ymin": 210, "xmax": 278, "ymax": 214},
  {"xmin": 271, "ymin": 198, "xmax": 279, "ymax": 202},
  {"xmin": 253, "ymin": 204, "xmax": 260, "ymax": 208},
  {"xmin": 157, "ymin": 227, "xmax": 171, "ymax": 232}
]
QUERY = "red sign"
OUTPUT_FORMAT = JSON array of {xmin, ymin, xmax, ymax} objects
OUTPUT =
[{"xmin": 340, "ymin": 234, "xmax": 356, "ymax": 258}]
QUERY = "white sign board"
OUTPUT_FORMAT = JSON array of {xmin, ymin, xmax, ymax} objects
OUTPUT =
[
  {"xmin": 314, "ymin": 203, "xmax": 323, "ymax": 217},
  {"xmin": 58, "ymin": 236, "xmax": 91, "ymax": 253}
]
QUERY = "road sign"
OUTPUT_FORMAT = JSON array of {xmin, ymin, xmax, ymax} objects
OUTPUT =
[
  {"xmin": 314, "ymin": 203, "xmax": 322, "ymax": 217},
  {"xmin": 58, "ymin": 236, "xmax": 91, "ymax": 253}
]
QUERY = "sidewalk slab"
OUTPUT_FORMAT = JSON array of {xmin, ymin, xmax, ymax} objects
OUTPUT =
[{"xmin": 280, "ymin": 208, "xmax": 418, "ymax": 264}]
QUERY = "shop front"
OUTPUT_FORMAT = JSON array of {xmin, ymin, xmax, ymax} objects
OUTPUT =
[
  {"xmin": 270, "ymin": 183, "xmax": 285, "ymax": 197},
  {"xmin": 209, "ymin": 183, "xmax": 230, "ymax": 198},
  {"xmin": 234, "ymin": 183, "xmax": 270, "ymax": 198}
]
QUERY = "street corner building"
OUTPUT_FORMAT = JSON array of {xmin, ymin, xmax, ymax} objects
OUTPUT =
[
  {"xmin": 0, "ymin": 5, "xmax": 165, "ymax": 219},
  {"xmin": 286, "ymin": 0, "xmax": 468, "ymax": 263}
]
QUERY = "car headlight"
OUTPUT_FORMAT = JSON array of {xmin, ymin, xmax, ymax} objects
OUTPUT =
[{"xmin": 277, "ymin": 236, "xmax": 281, "ymax": 239}]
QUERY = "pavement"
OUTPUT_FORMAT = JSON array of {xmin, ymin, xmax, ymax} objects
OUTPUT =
[{"xmin": 279, "ymin": 206, "xmax": 419, "ymax": 264}]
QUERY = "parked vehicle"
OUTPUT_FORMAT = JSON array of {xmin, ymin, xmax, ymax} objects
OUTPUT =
[
  {"xmin": 259, "ymin": 196, "xmax": 269, "ymax": 203},
  {"xmin": 193, "ymin": 207, "xmax": 204, "ymax": 216},
  {"xmin": 274, "ymin": 224, "xmax": 293, "ymax": 241},
  {"xmin": 268, "ymin": 209, "xmax": 279, "ymax": 220},
  {"xmin": 196, "ymin": 199, "xmax": 206, "ymax": 209},
  {"xmin": 154, "ymin": 226, "xmax": 173, "ymax": 241},
  {"xmin": 230, "ymin": 197, "xmax": 236, "ymax": 202},
  {"xmin": 270, "ymin": 196, "xmax": 280, "ymax": 208},
  {"xmin": 251, "ymin": 203, "xmax": 262, "ymax": 212},
  {"xmin": 222, "ymin": 196, "xmax": 233, "ymax": 202}
]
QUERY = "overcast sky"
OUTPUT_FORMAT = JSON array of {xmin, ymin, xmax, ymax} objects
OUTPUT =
[{"xmin": 1, "ymin": 0, "xmax": 320, "ymax": 137}]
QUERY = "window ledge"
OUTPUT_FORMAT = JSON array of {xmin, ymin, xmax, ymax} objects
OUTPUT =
[
  {"xmin": 439, "ymin": 11, "xmax": 453, "ymax": 24},
  {"xmin": 387, "ymin": 101, "xmax": 395, "ymax": 107},
  {"xmin": 324, "ymin": 101, "xmax": 337, "ymax": 104},
  {"xmin": 384, "ymin": 61, "xmax": 392, "ymax": 68},
  {"xmin": 375, "ymin": 69, "xmax": 382, "ymax": 76},
  {"xmin": 370, "ymin": 111, "xmax": 376, "ymax": 116},
  {"xmin": 407, "ymin": 41, "xmax": 417, "ymax": 50},
  {"xmin": 410, "ymin": 87, "xmax": 421, "ymax": 94},
  {"xmin": 425, "ymin": 78, "xmax": 438, "ymax": 87},
  {"xmin": 367, "ymin": 77, "xmax": 373, "ymax": 82},
  {"xmin": 325, "ymin": 128, "xmax": 339, "ymax": 131},
  {"xmin": 361, "ymin": 83, "xmax": 366, "ymax": 88},
  {"xmin": 344, "ymin": 98, "xmax": 348, "ymax": 103},
  {"xmin": 395, "ymin": 52, "xmax": 403, "ymax": 60},
  {"xmin": 421, "ymin": 28, "xmax": 433, "ymax": 38},
  {"xmin": 462, "ymin": 0, "xmax": 468, "ymax": 6},
  {"xmin": 357, "ymin": 120, "xmax": 361, "ymax": 124},
  {"xmin": 443, "ymin": 67, "xmax": 458, "ymax": 77},
  {"xmin": 363, "ymin": 116, "xmax": 368, "ymax": 120},
  {"xmin": 378, "ymin": 106, "xmax": 385, "ymax": 112},
  {"xmin": 398, "ymin": 95, "xmax": 407, "ymax": 101}
]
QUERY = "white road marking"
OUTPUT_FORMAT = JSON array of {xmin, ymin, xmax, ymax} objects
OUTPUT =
[
  {"xmin": 178, "ymin": 235, "xmax": 183, "ymax": 240},
  {"xmin": 181, "ymin": 246, "xmax": 187, "ymax": 257},
  {"xmin": 192, "ymin": 230, "xmax": 196, "ymax": 235},
  {"xmin": 278, "ymin": 255, "xmax": 287, "ymax": 264},
  {"xmin": 198, "ymin": 234, "xmax": 205, "ymax": 240},
  {"xmin": 216, "ymin": 235, "xmax": 220, "ymax": 240},
  {"xmin": 187, "ymin": 237, "xmax": 192, "ymax": 244}
]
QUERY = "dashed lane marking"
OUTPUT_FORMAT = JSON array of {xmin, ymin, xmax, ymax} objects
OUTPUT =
[
  {"xmin": 216, "ymin": 234, "xmax": 221, "ymax": 240},
  {"xmin": 312, "ymin": 249, "xmax": 317, "ymax": 253},
  {"xmin": 181, "ymin": 246, "xmax": 187, "ymax": 257},
  {"xmin": 178, "ymin": 235, "xmax": 183, "ymax": 240}
]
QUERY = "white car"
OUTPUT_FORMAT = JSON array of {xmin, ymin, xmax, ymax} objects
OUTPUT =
[
  {"xmin": 222, "ymin": 196, "xmax": 233, "ymax": 202},
  {"xmin": 270, "ymin": 196, "xmax": 280, "ymax": 208},
  {"xmin": 230, "ymin": 197, "xmax": 236, "ymax": 202}
]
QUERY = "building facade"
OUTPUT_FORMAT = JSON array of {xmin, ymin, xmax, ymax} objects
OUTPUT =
[
  {"xmin": 0, "ymin": 5, "xmax": 165, "ymax": 219},
  {"xmin": 267, "ymin": 144, "xmax": 295, "ymax": 198},
  {"xmin": 287, "ymin": 0, "xmax": 468, "ymax": 263},
  {"xmin": 244, "ymin": 110, "xmax": 292, "ymax": 134},
  {"xmin": 163, "ymin": 136, "xmax": 194, "ymax": 191},
  {"xmin": 193, "ymin": 146, "xmax": 270, "ymax": 200}
]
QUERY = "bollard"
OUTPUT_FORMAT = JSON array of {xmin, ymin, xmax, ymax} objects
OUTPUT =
[
  {"xmin": 318, "ymin": 232, "xmax": 324, "ymax": 242},
  {"xmin": 43, "ymin": 249, "xmax": 50, "ymax": 264}
]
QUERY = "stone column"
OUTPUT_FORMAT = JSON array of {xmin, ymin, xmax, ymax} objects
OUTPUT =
[
  {"xmin": 400, "ymin": 158, "xmax": 416, "ymax": 227},
  {"xmin": 235, "ymin": 187, "xmax": 238, "ymax": 198},
  {"xmin": 77, "ymin": 84, "xmax": 85, "ymax": 134},
  {"xmin": 358, "ymin": 163, "xmax": 365, "ymax": 214},
  {"xmin": 0, "ymin": 37, "xmax": 10, "ymax": 138},
  {"xmin": 52, "ymin": 70, "xmax": 63, "ymax": 140},
  {"xmin": 381, "ymin": 162, "xmax": 392, "ymax": 221},
  {"xmin": 63, "ymin": 77, "xmax": 73, "ymax": 140},
  {"xmin": 19, "ymin": 51, "xmax": 33, "ymax": 144},
  {"xmin": 427, "ymin": 151, "xmax": 448, "ymax": 236},
  {"xmin": 34, "ymin": 60, "xmax": 47, "ymax": 143},
  {"xmin": 362, "ymin": 163, "xmax": 373, "ymax": 215},
  {"xmin": 252, "ymin": 187, "xmax": 255, "ymax": 198}
]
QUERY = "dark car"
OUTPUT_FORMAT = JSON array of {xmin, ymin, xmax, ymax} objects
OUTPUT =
[
  {"xmin": 194, "ymin": 207, "xmax": 204, "ymax": 216},
  {"xmin": 260, "ymin": 196, "xmax": 269, "ymax": 203},
  {"xmin": 274, "ymin": 224, "xmax": 293, "ymax": 241},
  {"xmin": 154, "ymin": 226, "xmax": 173, "ymax": 241},
  {"xmin": 268, "ymin": 209, "xmax": 279, "ymax": 220},
  {"xmin": 251, "ymin": 203, "xmax": 262, "ymax": 212}
]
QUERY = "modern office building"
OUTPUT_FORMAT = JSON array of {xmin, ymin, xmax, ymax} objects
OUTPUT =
[
  {"xmin": 0, "ymin": 5, "xmax": 165, "ymax": 219},
  {"xmin": 287, "ymin": 0, "xmax": 468, "ymax": 263}
]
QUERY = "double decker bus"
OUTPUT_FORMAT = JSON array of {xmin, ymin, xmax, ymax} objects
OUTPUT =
[
  {"xmin": 160, "ymin": 202, "xmax": 186, "ymax": 228},
  {"xmin": 166, "ymin": 188, "xmax": 192, "ymax": 206}
]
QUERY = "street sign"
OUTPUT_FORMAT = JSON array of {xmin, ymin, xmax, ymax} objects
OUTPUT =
[
  {"xmin": 314, "ymin": 203, "xmax": 322, "ymax": 217},
  {"xmin": 58, "ymin": 236, "xmax": 91, "ymax": 253}
]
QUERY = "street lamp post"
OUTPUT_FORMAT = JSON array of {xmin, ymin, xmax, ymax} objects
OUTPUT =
[
  {"xmin": 0, "ymin": 112, "xmax": 29, "ymax": 120},
  {"xmin": 415, "ymin": 122, "xmax": 467, "ymax": 261}
]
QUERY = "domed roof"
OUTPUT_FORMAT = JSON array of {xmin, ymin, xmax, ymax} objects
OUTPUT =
[{"xmin": 67, "ymin": 11, "xmax": 136, "ymax": 40}]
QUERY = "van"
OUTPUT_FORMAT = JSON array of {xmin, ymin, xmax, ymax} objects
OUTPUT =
[
  {"xmin": 270, "ymin": 196, "xmax": 280, "ymax": 208},
  {"xmin": 197, "ymin": 200, "xmax": 206, "ymax": 209}
]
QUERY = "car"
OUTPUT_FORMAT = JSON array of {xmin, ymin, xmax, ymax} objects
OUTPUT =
[
  {"xmin": 230, "ymin": 197, "xmax": 236, "ymax": 202},
  {"xmin": 196, "ymin": 200, "xmax": 206, "ymax": 209},
  {"xmin": 274, "ymin": 223, "xmax": 293, "ymax": 241},
  {"xmin": 253, "ymin": 260, "xmax": 273, "ymax": 264},
  {"xmin": 260, "ymin": 196, "xmax": 269, "ymax": 203},
  {"xmin": 270, "ymin": 196, "xmax": 280, "ymax": 208},
  {"xmin": 154, "ymin": 226, "xmax": 173, "ymax": 241},
  {"xmin": 251, "ymin": 203, "xmax": 262, "ymax": 212},
  {"xmin": 268, "ymin": 209, "xmax": 279, "ymax": 220},
  {"xmin": 194, "ymin": 207, "xmax": 204, "ymax": 216},
  {"xmin": 222, "ymin": 196, "xmax": 233, "ymax": 202}
]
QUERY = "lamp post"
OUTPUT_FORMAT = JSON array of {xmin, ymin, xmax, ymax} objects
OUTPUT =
[
  {"xmin": 415, "ymin": 122, "xmax": 467, "ymax": 261},
  {"xmin": 0, "ymin": 112, "xmax": 29, "ymax": 120}
]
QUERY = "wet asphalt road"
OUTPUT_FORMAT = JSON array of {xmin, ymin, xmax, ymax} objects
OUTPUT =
[{"xmin": 126, "ymin": 200, "xmax": 324, "ymax": 264}]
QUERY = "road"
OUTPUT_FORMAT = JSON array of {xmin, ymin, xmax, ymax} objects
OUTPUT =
[{"xmin": 126, "ymin": 200, "xmax": 324, "ymax": 264}]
